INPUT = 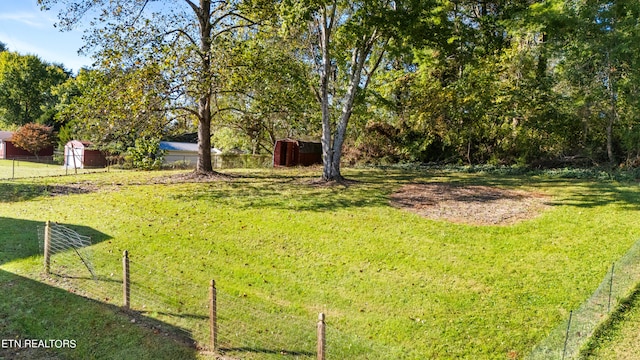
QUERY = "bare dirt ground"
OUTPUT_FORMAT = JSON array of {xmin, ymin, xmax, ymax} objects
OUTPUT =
[
  {"xmin": 390, "ymin": 183, "xmax": 551, "ymax": 225},
  {"xmin": 153, "ymin": 170, "xmax": 234, "ymax": 183}
]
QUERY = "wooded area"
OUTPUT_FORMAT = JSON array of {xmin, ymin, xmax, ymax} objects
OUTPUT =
[{"xmin": 1, "ymin": 0, "xmax": 639, "ymax": 178}]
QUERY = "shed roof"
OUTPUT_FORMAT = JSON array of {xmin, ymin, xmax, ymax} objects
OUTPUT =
[
  {"xmin": 65, "ymin": 140, "xmax": 93, "ymax": 148},
  {"xmin": 160, "ymin": 141, "xmax": 221, "ymax": 154},
  {"xmin": 0, "ymin": 131, "xmax": 14, "ymax": 141}
]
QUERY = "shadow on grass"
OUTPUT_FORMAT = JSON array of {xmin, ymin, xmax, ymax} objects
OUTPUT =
[
  {"xmin": 0, "ymin": 271, "xmax": 197, "ymax": 360},
  {"xmin": 0, "ymin": 217, "xmax": 199, "ymax": 359},
  {"xmin": 366, "ymin": 168, "xmax": 640, "ymax": 210},
  {"xmin": 168, "ymin": 168, "xmax": 640, "ymax": 214},
  {"xmin": 580, "ymin": 281, "xmax": 640, "ymax": 358},
  {"xmin": 168, "ymin": 176, "xmax": 392, "ymax": 212},
  {"xmin": 0, "ymin": 217, "xmax": 111, "ymax": 266},
  {"xmin": 0, "ymin": 182, "xmax": 49, "ymax": 203},
  {"xmin": 220, "ymin": 346, "xmax": 314, "ymax": 357},
  {"xmin": 0, "ymin": 181, "xmax": 98, "ymax": 203},
  {"xmin": 466, "ymin": 176, "xmax": 640, "ymax": 210}
]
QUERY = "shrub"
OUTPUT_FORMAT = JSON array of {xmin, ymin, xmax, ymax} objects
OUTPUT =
[
  {"xmin": 11, "ymin": 123, "xmax": 54, "ymax": 159},
  {"xmin": 126, "ymin": 137, "xmax": 165, "ymax": 170}
]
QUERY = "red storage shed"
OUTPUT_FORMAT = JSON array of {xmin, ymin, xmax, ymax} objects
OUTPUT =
[
  {"xmin": 0, "ymin": 131, "xmax": 54, "ymax": 159},
  {"xmin": 64, "ymin": 140, "xmax": 107, "ymax": 168},
  {"xmin": 273, "ymin": 139, "xmax": 322, "ymax": 167}
]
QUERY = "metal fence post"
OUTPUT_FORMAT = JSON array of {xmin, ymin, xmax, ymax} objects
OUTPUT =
[
  {"xmin": 562, "ymin": 310, "xmax": 573, "ymax": 360},
  {"xmin": 209, "ymin": 279, "xmax": 218, "ymax": 351},
  {"xmin": 44, "ymin": 221, "xmax": 51, "ymax": 274},
  {"xmin": 123, "ymin": 250, "xmax": 130, "ymax": 309},
  {"xmin": 608, "ymin": 262, "xmax": 615, "ymax": 313}
]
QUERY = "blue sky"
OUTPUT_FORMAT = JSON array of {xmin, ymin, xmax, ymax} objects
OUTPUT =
[{"xmin": 0, "ymin": 1, "xmax": 91, "ymax": 73}]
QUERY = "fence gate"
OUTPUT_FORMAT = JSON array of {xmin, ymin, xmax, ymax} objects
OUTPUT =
[{"xmin": 41, "ymin": 221, "xmax": 95, "ymax": 279}]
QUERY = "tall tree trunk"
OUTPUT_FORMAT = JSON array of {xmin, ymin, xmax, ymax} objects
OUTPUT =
[
  {"xmin": 314, "ymin": 2, "xmax": 386, "ymax": 182},
  {"xmin": 606, "ymin": 54, "xmax": 617, "ymax": 165},
  {"xmin": 606, "ymin": 115, "xmax": 615, "ymax": 164},
  {"xmin": 194, "ymin": 0, "xmax": 214, "ymax": 173},
  {"xmin": 536, "ymin": 33, "xmax": 548, "ymax": 81},
  {"xmin": 607, "ymin": 92, "xmax": 618, "ymax": 165},
  {"xmin": 328, "ymin": 45, "xmax": 367, "ymax": 181},
  {"xmin": 320, "ymin": 4, "xmax": 335, "ymax": 181},
  {"xmin": 198, "ymin": 101, "xmax": 213, "ymax": 172}
]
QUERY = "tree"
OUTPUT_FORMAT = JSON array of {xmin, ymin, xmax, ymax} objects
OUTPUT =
[
  {"xmin": 11, "ymin": 123, "xmax": 54, "ymax": 159},
  {"xmin": 281, "ymin": 0, "xmax": 420, "ymax": 181},
  {"xmin": 39, "ymin": 0, "xmax": 264, "ymax": 173},
  {"xmin": 55, "ymin": 67, "xmax": 172, "ymax": 155},
  {"xmin": 554, "ymin": 0, "xmax": 640, "ymax": 164},
  {"xmin": 221, "ymin": 29, "xmax": 318, "ymax": 154},
  {"xmin": 307, "ymin": 0, "xmax": 410, "ymax": 181},
  {"xmin": 128, "ymin": 137, "xmax": 165, "ymax": 170},
  {"xmin": 0, "ymin": 52, "xmax": 69, "ymax": 126}
]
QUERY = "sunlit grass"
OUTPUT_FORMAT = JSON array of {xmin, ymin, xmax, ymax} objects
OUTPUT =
[
  {"xmin": 0, "ymin": 159, "xmax": 110, "ymax": 180},
  {"xmin": 581, "ymin": 287, "xmax": 640, "ymax": 360},
  {"xmin": 1, "ymin": 167, "xmax": 640, "ymax": 359}
]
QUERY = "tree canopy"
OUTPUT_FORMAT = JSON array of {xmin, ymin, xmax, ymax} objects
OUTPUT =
[
  {"xmin": 26, "ymin": 0, "xmax": 640, "ymax": 173},
  {"xmin": 11, "ymin": 123, "xmax": 54, "ymax": 159},
  {"xmin": 0, "ymin": 51, "xmax": 69, "ymax": 128},
  {"xmin": 39, "ymin": 0, "xmax": 269, "ymax": 172}
]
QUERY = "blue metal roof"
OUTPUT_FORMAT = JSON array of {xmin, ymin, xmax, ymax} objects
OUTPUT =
[{"xmin": 159, "ymin": 141, "xmax": 221, "ymax": 154}]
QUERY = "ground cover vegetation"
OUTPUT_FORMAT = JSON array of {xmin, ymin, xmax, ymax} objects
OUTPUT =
[
  {"xmin": 1, "ymin": 1, "xmax": 639, "ymax": 175},
  {"xmin": 1, "ymin": 168, "xmax": 640, "ymax": 358}
]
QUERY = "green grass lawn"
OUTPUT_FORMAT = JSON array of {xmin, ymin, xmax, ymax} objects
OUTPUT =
[
  {"xmin": 0, "ymin": 159, "xmax": 107, "ymax": 180},
  {"xmin": 581, "ymin": 286, "xmax": 640, "ymax": 360},
  {"xmin": 1, "ymin": 167, "xmax": 640, "ymax": 359}
]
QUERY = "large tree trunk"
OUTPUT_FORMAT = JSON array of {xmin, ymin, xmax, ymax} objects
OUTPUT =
[
  {"xmin": 320, "ymin": 4, "xmax": 335, "ymax": 181},
  {"xmin": 197, "ymin": 100, "xmax": 213, "ymax": 172},
  {"xmin": 327, "ymin": 46, "xmax": 366, "ymax": 181},
  {"xmin": 194, "ymin": 0, "xmax": 214, "ymax": 173},
  {"xmin": 315, "ymin": 3, "xmax": 385, "ymax": 182}
]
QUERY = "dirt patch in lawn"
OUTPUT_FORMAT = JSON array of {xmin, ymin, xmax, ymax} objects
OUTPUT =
[
  {"xmin": 152, "ymin": 171, "xmax": 234, "ymax": 184},
  {"xmin": 390, "ymin": 183, "xmax": 551, "ymax": 225},
  {"xmin": 46, "ymin": 183, "xmax": 100, "ymax": 196}
]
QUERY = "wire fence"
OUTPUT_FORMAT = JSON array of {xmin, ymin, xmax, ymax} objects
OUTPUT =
[
  {"xmin": 0, "ymin": 154, "xmax": 272, "ymax": 180},
  {"xmin": 0, "ymin": 157, "xmax": 109, "ymax": 180},
  {"xmin": 38, "ymin": 221, "xmax": 640, "ymax": 359},
  {"xmin": 37, "ymin": 221, "xmax": 386, "ymax": 359},
  {"xmin": 528, "ymin": 239, "xmax": 640, "ymax": 360}
]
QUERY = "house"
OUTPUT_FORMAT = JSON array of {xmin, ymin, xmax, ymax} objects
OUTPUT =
[
  {"xmin": 159, "ymin": 141, "xmax": 222, "ymax": 167},
  {"xmin": 273, "ymin": 139, "xmax": 323, "ymax": 167},
  {"xmin": 0, "ymin": 131, "xmax": 54, "ymax": 160},
  {"xmin": 64, "ymin": 140, "xmax": 107, "ymax": 168}
]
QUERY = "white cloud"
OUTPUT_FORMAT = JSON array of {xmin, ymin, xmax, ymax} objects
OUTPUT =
[
  {"xmin": 0, "ymin": 11, "xmax": 52, "ymax": 29},
  {"xmin": 0, "ymin": 33, "xmax": 43, "ymax": 55},
  {"xmin": 0, "ymin": 5, "xmax": 90, "ymax": 72}
]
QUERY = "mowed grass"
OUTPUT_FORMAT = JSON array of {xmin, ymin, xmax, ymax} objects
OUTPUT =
[
  {"xmin": 1, "ymin": 167, "xmax": 640, "ymax": 359},
  {"xmin": 581, "ymin": 286, "xmax": 640, "ymax": 360},
  {"xmin": 0, "ymin": 159, "xmax": 106, "ymax": 180}
]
